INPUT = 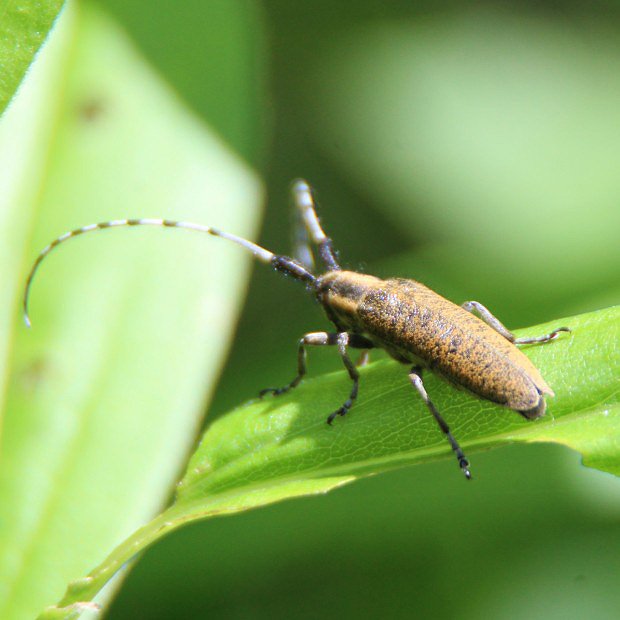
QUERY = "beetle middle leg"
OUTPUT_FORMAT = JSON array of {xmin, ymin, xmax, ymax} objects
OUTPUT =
[
  {"xmin": 325, "ymin": 332, "xmax": 370, "ymax": 425},
  {"xmin": 408, "ymin": 366, "xmax": 472, "ymax": 480},
  {"xmin": 260, "ymin": 332, "xmax": 374, "ymax": 424},
  {"xmin": 461, "ymin": 301, "xmax": 570, "ymax": 344}
]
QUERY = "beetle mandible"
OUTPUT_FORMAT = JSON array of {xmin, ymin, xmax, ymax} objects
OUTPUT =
[{"xmin": 23, "ymin": 179, "xmax": 570, "ymax": 479}]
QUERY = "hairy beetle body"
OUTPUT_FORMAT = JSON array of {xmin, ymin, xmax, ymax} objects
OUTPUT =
[{"xmin": 318, "ymin": 271, "xmax": 551, "ymax": 419}]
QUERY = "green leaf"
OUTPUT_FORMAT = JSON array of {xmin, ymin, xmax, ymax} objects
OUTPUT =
[
  {"xmin": 42, "ymin": 306, "xmax": 619, "ymax": 617},
  {"xmin": 0, "ymin": 0, "xmax": 66, "ymax": 116},
  {"xmin": 0, "ymin": 3, "xmax": 263, "ymax": 619}
]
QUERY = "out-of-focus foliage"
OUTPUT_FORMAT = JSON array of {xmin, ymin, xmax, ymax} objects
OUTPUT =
[
  {"xmin": 0, "ymin": 2, "xmax": 263, "ymax": 619},
  {"xmin": 308, "ymin": 11, "xmax": 620, "ymax": 315}
]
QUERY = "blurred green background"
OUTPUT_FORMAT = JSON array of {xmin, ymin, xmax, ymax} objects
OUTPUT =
[
  {"xmin": 6, "ymin": 0, "xmax": 620, "ymax": 618},
  {"xmin": 96, "ymin": 1, "xmax": 619, "ymax": 619}
]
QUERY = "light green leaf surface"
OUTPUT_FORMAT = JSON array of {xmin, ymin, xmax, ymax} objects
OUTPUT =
[
  {"xmin": 0, "ymin": 4, "xmax": 262, "ymax": 620},
  {"xmin": 43, "ymin": 306, "xmax": 619, "ymax": 617},
  {"xmin": 0, "ymin": 0, "xmax": 66, "ymax": 115}
]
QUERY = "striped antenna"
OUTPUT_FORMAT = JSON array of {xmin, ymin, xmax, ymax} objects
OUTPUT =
[
  {"xmin": 22, "ymin": 218, "xmax": 278, "ymax": 328},
  {"xmin": 291, "ymin": 179, "xmax": 340, "ymax": 271}
]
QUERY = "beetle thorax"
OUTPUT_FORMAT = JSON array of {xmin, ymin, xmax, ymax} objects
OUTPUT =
[{"xmin": 316, "ymin": 271, "xmax": 383, "ymax": 332}]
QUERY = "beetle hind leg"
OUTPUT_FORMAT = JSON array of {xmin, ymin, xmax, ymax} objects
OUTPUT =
[
  {"xmin": 462, "ymin": 300, "xmax": 570, "ymax": 345},
  {"xmin": 512, "ymin": 326, "xmax": 570, "ymax": 345},
  {"xmin": 409, "ymin": 366, "xmax": 472, "ymax": 480}
]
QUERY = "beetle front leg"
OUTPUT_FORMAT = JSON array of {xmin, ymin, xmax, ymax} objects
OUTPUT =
[
  {"xmin": 408, "ymin": 367, "xmax": 471, "ymax": 480},
  {"xmin": 259, "ymin": 332, "xmax": 373, "ymax": 408},
  {"xmin": 259, "ymin": 331, "xmax": 332, "ymax": 398},
  {"xmin": 461, "ymin": 300, "xmax": 570, "ymax": 344}
]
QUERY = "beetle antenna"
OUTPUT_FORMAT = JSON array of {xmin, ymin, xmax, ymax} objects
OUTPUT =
[
  {"xmin": 23, "ymin": 218, "xmax": 316, "ymax": 327},
  {"xmin": 292, "ymin": 179, "xmax": 341, "ymax": 271}
]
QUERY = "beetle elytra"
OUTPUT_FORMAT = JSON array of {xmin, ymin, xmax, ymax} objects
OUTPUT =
[{"xmin": 23, "ymin": 180, "xmax": 569, "ymax": 479}]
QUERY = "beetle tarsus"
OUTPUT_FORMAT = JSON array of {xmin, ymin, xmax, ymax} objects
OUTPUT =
[
  {"xmin": 550, "ymin": 326, "xmax": 571, "ymax": 339},
  {"xmin": 514, "ymin": 325, "xmax": 571, "ymax": 345},
  {"xmin": 459, "ymin": 458, "xmax": 472, "ymax": 480},
  {"xmin": 326, "ymin": 403, "xmax": 351, "ymax": 425},
  {"xmin": 462, "ymin": 301, "xmax": 571, "ymax": 348},
  {"xmin": 259, "ymin": 386, "xmax": 288, "ymax": 398},
  {"xmin": 409, "ymin": 367, "xmax": 472, "ymax": 481}
]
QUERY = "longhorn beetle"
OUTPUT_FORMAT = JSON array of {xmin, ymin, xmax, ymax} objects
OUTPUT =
[{"xmin": 23, "ymin": 179, "xmax": 570, "ymax": 479}]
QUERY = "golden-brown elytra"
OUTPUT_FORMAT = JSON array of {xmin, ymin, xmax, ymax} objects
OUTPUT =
[{"xmin": 23, "ymin": 180, "xmax": 569, "ymax": 479}]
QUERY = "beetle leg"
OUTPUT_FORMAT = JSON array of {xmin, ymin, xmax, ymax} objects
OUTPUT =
[
  {"xmin": 461, "ymin": 301, "xmax": 514, "ymax": 339},
  {"xmin": 259, "ymin": 332, "xmax": 373, "ymax": 404},
  {"xmin": 511, "ymin": 327, "xmax": 571, "ymax": 345},
  {"xmin": 462, "ymin": 300, "xmax": 570, "ymax": 344},
  {"xmin": 259, "ymin": 331, "xmax": 332, "ymax": 398},
  {"xmin": 326, "ymin": 332, "xmax": 361, "ymax": 425},
  {"xmin": 409, "ymin": 366, "xmax": 472, "ymax": 480}
]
